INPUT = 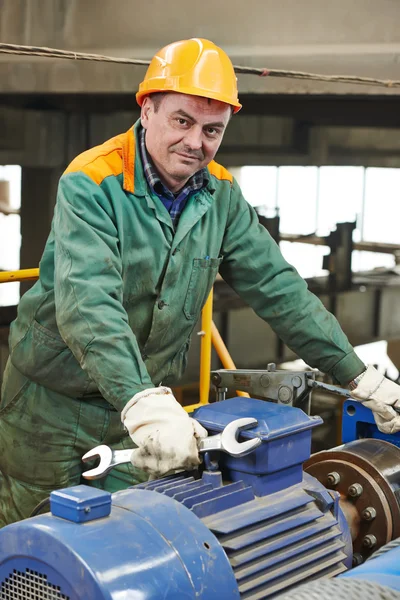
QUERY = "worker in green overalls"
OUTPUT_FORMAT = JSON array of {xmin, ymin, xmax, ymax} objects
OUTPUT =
[{"xmin": 1, "ymin": 38, "xmax": 399, "ymax": 526}]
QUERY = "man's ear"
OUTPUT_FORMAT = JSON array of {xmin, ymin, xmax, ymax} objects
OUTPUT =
[{"xmin": 140, "ymin": 97, "xmax": 152, "ymax": 129}]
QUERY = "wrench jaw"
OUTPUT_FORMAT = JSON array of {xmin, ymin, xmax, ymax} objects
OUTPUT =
[
  {"xmin": 82, "ymin": 445, "xmax": 113, "ymax": 480},
  {"xmin": 199, "ymin": 417, "xmax": 261, "ymax": 459},
  {"xmin": 223, "ymin": 418, "xmax": 262, "ymax": 458},
  {"xmin": 231, "ymin": 438, "xmax": 261, "ymax": 458}
]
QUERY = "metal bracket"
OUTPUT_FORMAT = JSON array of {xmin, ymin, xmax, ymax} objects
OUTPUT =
[{"xmin": 211, "ymin": 364, "xmax": 316, "ymax": 414}]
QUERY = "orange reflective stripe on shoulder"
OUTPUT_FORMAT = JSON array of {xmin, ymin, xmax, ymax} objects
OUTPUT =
[
  {"xmin": 207, "ymin": 161, "xmax": 233, "ymax": 185},
  {"xmin": 123, "ymin": 127, "xmax": 135, "ymax": 193},
  {"xmin": 63, "ymin": 129, "xmax": 135, "ymax": 193}
]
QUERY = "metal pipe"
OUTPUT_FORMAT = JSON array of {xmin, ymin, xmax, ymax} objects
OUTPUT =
[
  {"xmin": 0, "ymin": 268, "xmax": 39, "ymax": 283},
  {"xmin": 185, "ymin": 292, "xmax": 251, "ymax": 412},
  {"xmin": 199, "ymin": 289, "xmax": 213, "ymax": 405},
  {"xmin": 211, "ymin": 321, "xmax": 250, "ymax": 398},
  {"xmin": 280, "ymin": 233, "xmax": 400, "ymax": 256}
]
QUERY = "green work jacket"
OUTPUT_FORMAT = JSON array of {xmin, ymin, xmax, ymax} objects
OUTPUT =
[{"xmin": 8, "ymin": 121, "xmax": 364, "ymax": 412}]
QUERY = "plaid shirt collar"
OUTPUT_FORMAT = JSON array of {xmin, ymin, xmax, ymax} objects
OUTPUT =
[{"xmin": 138, "ymin": 126, "xmax": 209, "ymax": 202}]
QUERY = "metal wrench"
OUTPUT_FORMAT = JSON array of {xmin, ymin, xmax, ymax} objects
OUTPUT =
[
  {"xmin": 198, "ymin": 417, "xmax": 261, "ymax": 456},
  {"xmin": 82, "ymin": 417, "xmax": 261, "ymax": 480},
  {"xmin": 307, "ymin": 379, "xmax": 354, "ymax": 399},
  {"xmin": 82, "ymin": 446, "xmax": 133, "ymax": 480},
  {"xmin": 308, "ymin": 378, "xmax": 400, "ymax": 414}
]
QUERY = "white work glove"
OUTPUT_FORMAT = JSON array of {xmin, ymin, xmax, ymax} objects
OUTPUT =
[
  {"xmin": 121, "ymin": 386, "xmax": 208, "ymax": 477},
  {"xmin": 350, "ymin": 365, "xmax": 400, "ymax": 434}
]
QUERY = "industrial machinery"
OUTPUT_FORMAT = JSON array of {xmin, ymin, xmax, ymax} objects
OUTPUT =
[
  {"xmin": 210, "ymin": 364, "xmax": 316, "ymax": 413},
  {"xmin": 210, "ymin": 364, "xmax": 357, "ymax": 414},
  {"xmin": 276, "ymin": 537, "xmax": 400, "ymax": 599},
  {"xmin": 1, "ymin": 371, "xmax": 400, "ymax": 599}
]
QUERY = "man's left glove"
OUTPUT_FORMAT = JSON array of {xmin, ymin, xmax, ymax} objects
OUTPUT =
[
  {"xmin": 121, "ymin": 386, "xmax": 208, "ymax": 478},
  {"xmin": 350, "ymin": 365, "xmax": 400, "ymax": 434}
]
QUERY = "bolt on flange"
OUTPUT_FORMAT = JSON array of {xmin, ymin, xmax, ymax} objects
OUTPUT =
[
  {"xmin": 362, "ymin": 534, "xmax": 377, "ymax": 549},
  {"xmin": 326, "ymin": 471, "xmax": 341, "ymax": 486},
  {"xmin": 362, "ymin": 507, "xmax": 377, "ymax": 521},
  {"xmin": 348, "ymin": 483, "xmax": 363, "ymax": 498},
  {"xmin": 352, "ymin": 553, "xmax": 364, "ymax": 567}
]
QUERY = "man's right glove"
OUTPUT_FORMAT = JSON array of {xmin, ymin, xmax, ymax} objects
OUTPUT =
[
  {"xmin": 121, "ymin": 386, "xmax": 208, "ymax": 478},
  {"xmin": 350, "ymin": 365, "xmax": 400, "ymax": 434}
]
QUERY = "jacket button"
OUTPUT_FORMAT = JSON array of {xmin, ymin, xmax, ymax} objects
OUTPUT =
[{"xmin": 158, "ymin": 300, "xmax": 167, "ymax": 309}]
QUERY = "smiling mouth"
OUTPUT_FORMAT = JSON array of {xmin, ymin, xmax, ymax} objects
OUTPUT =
[{"xmin": 176, "ymin": 152, "xmax": 199, "ymax": 161}]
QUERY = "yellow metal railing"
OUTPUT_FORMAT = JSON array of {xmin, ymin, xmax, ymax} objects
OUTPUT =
[
  {"xmin": 200, "ymin": 288, "xmax": 213, "ymax": 405},
  {"xmin": 184, "ymin": 291, "xmax": 250, "ymax": 413},
  {"xmin": 0, "ymin": 269, "xmax": 247, "ymax": 410},
  {"xmin": 0, "ymin": 268, "xmax": 40, "ymax": 283}
]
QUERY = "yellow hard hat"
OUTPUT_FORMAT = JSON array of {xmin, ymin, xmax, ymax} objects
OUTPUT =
[{"xmin": 136, "ymin": 38, "xmax": 241, "ymax": 113}]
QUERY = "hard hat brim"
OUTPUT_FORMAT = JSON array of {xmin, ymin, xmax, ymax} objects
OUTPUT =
[{"xmin": 136, "ymin": 87, "xmax": 242, "ymax": 114}]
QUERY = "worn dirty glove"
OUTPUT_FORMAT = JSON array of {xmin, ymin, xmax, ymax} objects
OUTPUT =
[
  {"xmin": 121, "ymin": 386, "xmax": 208, "ymax": 478},
  {"xmin": 350, "ymin": 365, "xmax": 400, "ymax": 434}
]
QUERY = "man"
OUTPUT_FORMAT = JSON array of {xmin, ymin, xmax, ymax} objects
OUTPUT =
[{"xmin": 1, "ymin": 38, "xmax": 399, "ymax": 527}]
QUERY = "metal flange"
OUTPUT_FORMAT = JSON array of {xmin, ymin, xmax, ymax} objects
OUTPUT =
[{"xmin": 304, "ymin": 439, "xmax": 400, "ymax": 561}]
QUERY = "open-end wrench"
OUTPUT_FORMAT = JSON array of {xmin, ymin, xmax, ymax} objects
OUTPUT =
[
  {"xmin": 308, "ymin": 379, "xmax": 354, "ymax": 399},
  {"xmin": 82, "ymin": 417, "xmax": 261, "ymax": 480},
  {"xmin": 308, "ymin": 378, "xmax": 400, "ymax": 414},
  {"xmin": 198, "ymin": 417, "xmax": 261, "ymax": 456},
  {"xmin": 82, "ymin": 446, "xmax": 133, "ymax": 480}
]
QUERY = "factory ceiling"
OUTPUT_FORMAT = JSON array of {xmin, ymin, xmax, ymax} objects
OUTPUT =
[{"xmin": 0, "ymin": 0, "xmax": 399, "ymax": 96}]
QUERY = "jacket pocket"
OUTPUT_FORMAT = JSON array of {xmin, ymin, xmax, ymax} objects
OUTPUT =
[{"xmin": 184, "ymin": 257, "xmax": 222, "ymax": 320}]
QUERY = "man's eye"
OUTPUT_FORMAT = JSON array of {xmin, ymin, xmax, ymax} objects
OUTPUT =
[
  {"xmin": 207, "ymin": 128, "xmax": 218, "ymax": 137},
  {"xmin": 177, "ymin": 118, "xmax": 187, "ymax": 126}
]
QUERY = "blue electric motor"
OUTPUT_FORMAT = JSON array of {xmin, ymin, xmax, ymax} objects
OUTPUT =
[
  {"xmin": 277, "ymin": 538, "xmax": 400, "ymax": 599},
  {"xmin": 0, "ymin": 398, "xmax": 354, "ymax": 599}
]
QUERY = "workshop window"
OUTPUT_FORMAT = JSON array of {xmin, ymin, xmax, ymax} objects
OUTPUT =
[
  {"xmin": 0, "ymin": 166, "xmax": 21, "ymax": 307},
  {"xmin": 238, "ymin": 165, "xmax": 399, "ymax": 278},
  {"xmin": 277, "ymin": 166, "xmax": 326, "ymax": 279},
  {"xmin": 317, "ymin": 167, "xmax": 364, "ymax": 236},
  {"xmin": 353, "ymin": 168, "xmax": 400, "ymax": 272}
]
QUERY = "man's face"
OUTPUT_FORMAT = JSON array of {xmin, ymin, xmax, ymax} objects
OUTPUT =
[{"xmin": 140, "ymin": 93, "xmax": 232, "ymax": 192}]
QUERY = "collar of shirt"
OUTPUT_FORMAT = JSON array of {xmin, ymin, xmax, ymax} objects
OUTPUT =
[{"xmin": 138, "ymin": 126, "xmax": 209, "ymax": 226}]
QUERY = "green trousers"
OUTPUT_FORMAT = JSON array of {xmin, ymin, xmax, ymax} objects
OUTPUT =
[{"xmin": 0, "ymin": 360, "xmax": 147, "ymax": 527}]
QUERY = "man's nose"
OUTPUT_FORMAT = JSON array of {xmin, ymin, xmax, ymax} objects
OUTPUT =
[{"xmin": 184, "ymin": 126, "xmax": 203, "ymax": 151}]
